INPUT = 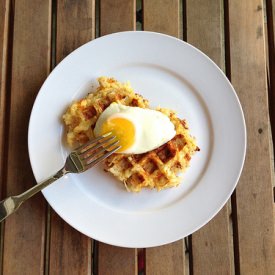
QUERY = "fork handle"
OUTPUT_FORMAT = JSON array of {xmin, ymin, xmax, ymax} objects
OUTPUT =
[{"xmin": 0, "ymin": 167, "xmax": 67, "ymax": 222}]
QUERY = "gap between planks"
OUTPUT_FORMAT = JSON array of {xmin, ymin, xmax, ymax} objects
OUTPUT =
[
  {"xmin": 265, "ymin": 0, "xmax": 275, "ymax": 208},
  {"xmin": 43, "ymin": 0, "xmax": 56, "ymax": 273},
  {"xmin": 223, "ymin": 0, "xmax": 241, "ymax": 273},
  {"xmin": 265, "ymin": 0, "xmax": 275, "ymax": 159}
]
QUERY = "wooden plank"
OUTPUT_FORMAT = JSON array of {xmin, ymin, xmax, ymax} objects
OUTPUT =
[
  {"xmin": 143, "ymin": 0, "xmax": 179, "ymax": 37},
  {"xmin": 49, "ymin": 212, "xmax": 92, "ymax": 274},
  {"xmin": 98, "ymin": 243, "xmax": 137, "ymax": 275},
  {"xmin": 191, "ymin": 207, "xmax": 233, "ymax": 275},
  {"xmin": 186, "ymin": 0, "xmax": 224, "ymax": 68},
  {"xmin": 186, "ymin": 1, "xmax": 234, "ymax": 274},
  {"xmin": 143, "ymin": 1, "xmax": 185, "ymax": 274},
  {"xmin": 56, "ymin": 0, "xmax": 95, "ymax": 63},
  {"xmin": 145, "ymin": 238, "xmax": 185, "ymax": 273},
  {"xmin": 48, "ymin": 1, "xmax": 95, "ymax": 274},
  {"xmin": 228, "ymin": 0, "xmax": 275, "ymax": 274},
  {"xmin": 97, "ymin": 1, "xmax": 137, "ymax": 274},
  {"xmin": 100, "ymin": 0, "xmax": 136, "ymax": 36},
  {"xmin": 0, "ymin": 1, "xmax": 10, "ymax": 271},
  {"xmin": 2, "ymin": 0, "xmax": 51, "ymax": 274},
  {"xmin": 0, "ymin": 0, "xmax": 10, "ymax": 191},
  {"xmin": 146, "ymin": 241, "xmax": 184, "ymax": 275}
]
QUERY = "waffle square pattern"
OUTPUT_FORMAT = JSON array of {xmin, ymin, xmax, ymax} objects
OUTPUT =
[{"xmin": 63, "ymin": 77, "xmax": 199, "ymax": 192}]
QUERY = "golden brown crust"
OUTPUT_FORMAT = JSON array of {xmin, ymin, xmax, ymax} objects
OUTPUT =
[
  {"xmin": 63, "ymin": 76, "xmax": 149, "ymax": 146},
  {"xmin": 105, "ymin": 109, "xmax": 199, "ymax": 191},
  {"xmin": 63, "ymin": 77, "xmax": 199, "ymax": 192}
]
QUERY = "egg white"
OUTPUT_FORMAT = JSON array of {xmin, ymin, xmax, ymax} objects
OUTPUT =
[{"xmin": 94, "ymin": 103, "xmax": 176, "ymax": 154}]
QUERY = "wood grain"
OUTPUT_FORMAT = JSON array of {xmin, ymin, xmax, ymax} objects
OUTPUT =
[
  {"xmin": 191, "ymin": 207, "xmax": 233, "ymax": 275},
  {"xmin": 143, "ymin": 1, "xmax": 185, "ymax": 274},
  {"xmin": 186, "ymin": 1, "xmax": 233, "ymax": 274},
  {"xmin": 97, "ymin": 1, "xmax": 137, "ymax": 274},
  {"xmin": 0, "ymin": 0, "xmax": 10, "ymax": 196},
  {"xmin": 143, "ymin": 0, "xmax": 179, "ymax": 37},
  {"xmin": 146, "ymin": 241, "xmax": 184, "ymax": 275},
  {"xmin": 0, "ymin": 1, "xmax": 10, "ymax": 271},
  {"xmin": 100, "ymin": 0, "xmax": 136, "ymax": 36},
  {"xmin": 229, "ymin": 0, "xmax": 275, "ymax": 274},
  {"xmin": 98, "ymin": 243, "xmax": 137, "ymax": 275},
  {"xmin": 49, "ymin": 1, "xmax": 95, "ymax": 274},
  {"xmin": 2, "ymin": 0, "xmax": 51, "ymax": 274},
  {"xmin": 186, "ymin": 0, "xmax": 224, "ymax": 68},
  {"xmin": 56, "ymin": 0, "xmax": 95, "ymax": 63},
  {"xmin": 49, "ymin": 212, "xmax": 92, "ymax": 275}
]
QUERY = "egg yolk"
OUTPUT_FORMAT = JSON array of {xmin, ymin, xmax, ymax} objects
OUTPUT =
[{"xmin": 100, "ymin": 117, "xmax": 135, "ymax": 153}]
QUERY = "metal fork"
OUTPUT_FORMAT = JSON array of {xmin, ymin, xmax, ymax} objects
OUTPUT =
[{"xmin": 0, "ymin": 132, "xmax": 120, "ymax": 223}]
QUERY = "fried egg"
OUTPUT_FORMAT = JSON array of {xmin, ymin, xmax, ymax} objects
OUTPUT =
[{"xmin": 93, "ymin": 103, "xmax": 176, "ymax": 154}]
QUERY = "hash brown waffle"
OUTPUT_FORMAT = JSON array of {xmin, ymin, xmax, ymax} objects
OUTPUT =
[
  {"xmin": 63, "ymin": 77, "xmax": 199, "ymax": 192},
  {"xmin": 63, "ymin": 76, "xmax": 149, "ymax": 146},
  {"xmin": 105, "ymin": 108, "xmax": 199, "ymax": 192}
]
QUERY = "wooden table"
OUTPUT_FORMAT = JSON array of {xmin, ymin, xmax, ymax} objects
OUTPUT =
[{"xmin": 0, "ymin": 0, "xmax": 275, "ymax": 274}]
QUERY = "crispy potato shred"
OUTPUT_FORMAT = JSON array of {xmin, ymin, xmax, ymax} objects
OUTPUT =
[{"xmin": 63, "ymin": 77, "xmax": 199, "ymax": 192}]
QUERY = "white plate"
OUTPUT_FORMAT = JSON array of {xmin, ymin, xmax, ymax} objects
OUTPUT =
[{"xmin": 28, "ymin": 31, "xmax": 246, "ymax": 248}]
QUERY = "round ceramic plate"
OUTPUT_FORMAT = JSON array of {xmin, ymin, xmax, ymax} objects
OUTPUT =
[{"xmin": 28, "ymin": 31, "xmax": 246, "ymax": 248}]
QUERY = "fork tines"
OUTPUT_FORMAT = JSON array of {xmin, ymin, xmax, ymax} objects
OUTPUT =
[
  {"xmin": 75, "ymin": 132, "xmax": 113, "ymax": 153},
  {"xmin": 75, "ymin": 132, "xmax": 121, "ymax": 169}
]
